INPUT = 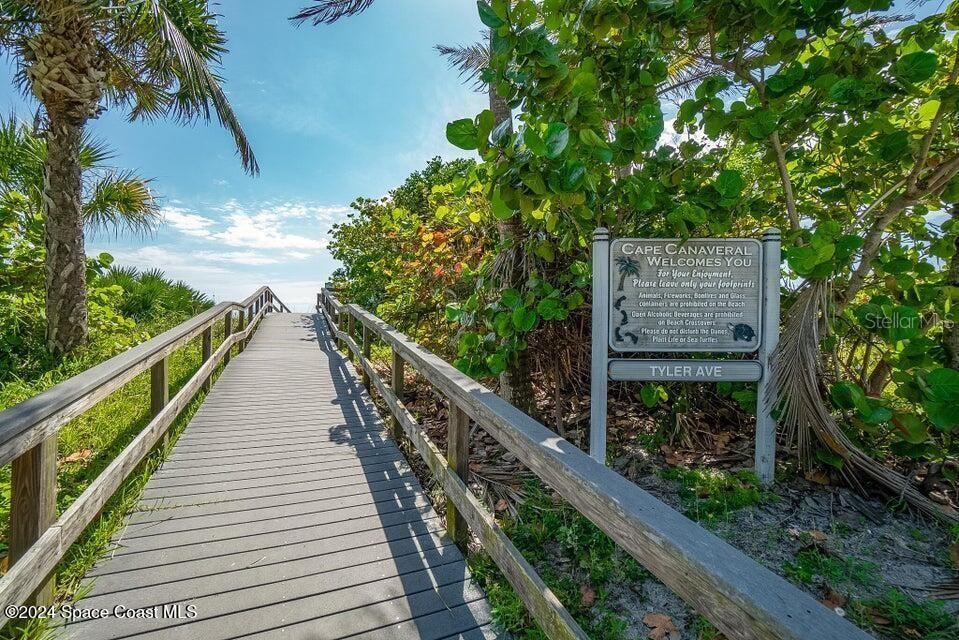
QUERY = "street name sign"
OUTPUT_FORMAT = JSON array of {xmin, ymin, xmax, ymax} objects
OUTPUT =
[{"xmin": 608, "ymin": 359, "xmax": 763, "ymax": 383}]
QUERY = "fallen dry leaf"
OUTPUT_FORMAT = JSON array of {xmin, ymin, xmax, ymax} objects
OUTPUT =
[
  {"xmin": 579, "ymin": 583, "xmax": 595, "ymax": 607},
  {"xmin": 62, "ymin": 449, "xmax": 93, "ymax": 464},
  {"xmin": 712, "ymin": 432, "xmax": 732, "ymax": 453},
  {"xmin": 494, "ymin": 499, "xmax": 508, "ymax": 512},
  {"xmin": 643, "ymin": 612, "xmax": 680, "ymax": 640},
  {"xmin": 808, "ymin": 529, "xmax": 828, "ymax": 542},
  {"xmin": 820, "ymin": 587, "xmax": 847, "ymax": 610},
  {"xmin": 804, "ymin": 469, "xmax": 831, "ymax": 485},
  {"xmin": 660, "ymin": 445, "xmax": 683, "ymax": 467},
  {"xmin": 869, "ymin": 612, "xmax": 891, "ymax": 626}
]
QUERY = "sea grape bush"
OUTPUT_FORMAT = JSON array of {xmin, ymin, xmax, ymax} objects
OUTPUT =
[{"xmin": 334, "ymin": 0, "xmax": 959, "ymax": 479}]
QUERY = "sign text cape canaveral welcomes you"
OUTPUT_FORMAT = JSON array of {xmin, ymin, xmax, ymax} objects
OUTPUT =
[{"xmin": 608, "ymin": 238, "xmax": 763, "ymax": 353}]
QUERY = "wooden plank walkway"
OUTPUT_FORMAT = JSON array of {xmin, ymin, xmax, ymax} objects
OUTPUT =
[{"xmin": 63, "ymin": 313, "xmax": 498, "ymax": 640}]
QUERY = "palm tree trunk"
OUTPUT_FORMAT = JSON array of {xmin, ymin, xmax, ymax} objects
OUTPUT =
[
  {"xmin": 488, "ymin": 64, "xmax": 535, "ymax": 415},
  {"xmin": 43, "ymin": 117, "xmax": 88, "ymax": 355}
]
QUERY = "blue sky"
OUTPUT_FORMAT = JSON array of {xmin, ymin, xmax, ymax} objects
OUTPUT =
[{"xmin": 0, "ymin": 1, "xmax": 488, "ymax": 310}]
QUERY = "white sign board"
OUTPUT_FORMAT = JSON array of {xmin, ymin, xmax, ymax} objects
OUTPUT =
[{"xmin": 608, "ymin": 239, "xmax": 762, "ymax": 353}]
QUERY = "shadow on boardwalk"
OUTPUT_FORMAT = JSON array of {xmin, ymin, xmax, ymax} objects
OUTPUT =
[{"xmin": 58, "ymin": 312, "xmax": 496, "ymax": 640}]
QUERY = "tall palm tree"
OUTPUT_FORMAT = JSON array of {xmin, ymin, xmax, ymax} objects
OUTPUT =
[
  {"xmin": 292, "ymin": 0, "xmax": 536, "ymax": 412},
  {"xmin": 0, "ymin": 0, "xmax": 257, "ymax": 355}
]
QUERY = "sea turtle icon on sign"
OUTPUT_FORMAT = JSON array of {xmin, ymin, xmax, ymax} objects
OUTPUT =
[{"xmin": 728, "ymin": 323, "xmax": 756, "ymax": 342}]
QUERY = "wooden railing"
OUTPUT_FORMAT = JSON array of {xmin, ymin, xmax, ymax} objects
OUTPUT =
[
  {"xmin": 0, "ymin": 286, "xmax": 289, "ymax": 621},
  {"xmin": 318, "ymin": 289, "xmax": 873, "ymax": 640}
]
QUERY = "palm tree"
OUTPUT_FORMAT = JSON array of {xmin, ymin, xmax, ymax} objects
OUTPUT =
[
  {"xmin": 0, "ymin": 115, "xmax": 159, "ymax": 238},
  {"xmin": 291, "ymin": 0, "xmax": 537, "ymax": 412},
  {"xmin": 614, "ymin": 256, "xmax": 641, "ymax": 291},
  {"xmin": 0, "ymin": 0, "xmax": 257, "ymax": 355}
]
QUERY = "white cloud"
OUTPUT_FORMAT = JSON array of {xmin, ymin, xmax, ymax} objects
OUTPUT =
[
  {"xmin": 195, "ymin": 250, "xmax": 282, "ymax": 266},
  {"xmin": 216, "ymin": 211, "xmax": 328, "ymax": 251},
  {"xmin": 161, "ymin": 206, "xmax": 217, "ymax": 238},
  {"xmin": 106, "ymin": 246, "xmax": 231, "ymax": 276},
  {"xmin": 159, "ymin": 199, "xmax": 350, "ymax": 253}
]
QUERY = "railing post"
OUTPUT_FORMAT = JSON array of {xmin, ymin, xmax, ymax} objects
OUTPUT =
[
  {"xmin": 447, "ymin": 404, "xmax": 470, "ymax": 548},
  {"xmin": 201, "ymin": 325, "xmax": 213, "ymax": 392},
  {"xmin": 362, "ymin": 325, "xmax": 371, "ymax": 390},
  {"xmin": 151, "ymin": 356, "xmax": 169, "ymax": 447},
  {"xmin": 237, "ymin": 308, "xmax": 246, "ymax": 354},
  {"xmin": 224, "ymin": 311, "xmax": 233, "ymax": 365},
  {"xmin": 391, "ymin": 349, "xmax": 405, "ymax": 441},
  {"xmin": 245, "ymin": 305, "xmax": 254, "ymax": 348},
  {"xmin": 347, "ymin": 314, "xmax": 356, "ymax": 362},
  {"xmin": 10, "ymin": 437, "xmax": 56, "ymax": 605}
]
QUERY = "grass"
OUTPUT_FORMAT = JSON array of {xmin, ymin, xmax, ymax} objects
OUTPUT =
[
  {"xmin": 658, "ymin": 466, "xmax": 767, "ymax": 522},
  {"xmin": 849, "ymin": 589, "xmax": 959, "ymax": 640},
  {"xmin": 782, "ymin": 548, "xmax": 877, "ymax": 588},
  {"xmin": 466, "ymin": 481, "xmax": 649, "ymax": 639},
  {"xmin": 0, "ymin": 316, "xmax": 240, "ymax": 640},
  {"xmin": 781, "ymin": 547, "xmax": 957, "ymax": 640}
]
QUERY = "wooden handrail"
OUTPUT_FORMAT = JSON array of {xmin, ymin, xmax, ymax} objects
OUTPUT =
[
  {"xmin": 0, "ymin": 286, "xmax": 287, "ymax": 619},
  {"xmin": 318, "ymin": 288, "xmax": 873, "ymax": 640},
  {"xmin": 0, "ymin": 287, "xmax": 289, "ymax": 465}
]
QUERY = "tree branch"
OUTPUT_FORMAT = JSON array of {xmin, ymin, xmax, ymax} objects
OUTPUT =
[
  {"xmin": 705, "ymin": 24, "xmax": 800, "ymax": 231},
  {"xmin": 906, "ymin": 48, "xmax": 959, "ymax": 192}
]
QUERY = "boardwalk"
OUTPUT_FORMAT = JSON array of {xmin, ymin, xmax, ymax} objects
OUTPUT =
[{"xmin": 63, "ymin": 313, "xmax": 497, "ymax": 640}]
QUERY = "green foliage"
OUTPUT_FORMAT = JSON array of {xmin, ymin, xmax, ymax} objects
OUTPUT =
[
  {"xmin": 659, "ymin": 467, "xmax": 766, "ymax": 522},
  {"xmin": 782, "ymin": 548, "xmax": 877, "ymax": 587},
  {"xmin": 849, "ymin": 589, "xmax": 959, "ymax": 640},
  {"xmin": 468, "ymin": 481, "xmax": 645, "ymax": 638},
  {"xmin": 328, "ymin": 157, "xmax": 483, "ymax": 353},
  {"xmin": 445, "ymin": 0, "xmax": 959, "ymax": 468}
]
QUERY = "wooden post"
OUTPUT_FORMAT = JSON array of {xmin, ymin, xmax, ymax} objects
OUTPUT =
[
  {"xmin": 447, "ymin": 404, "xmax": 470, "ymax": 548},
  {"xmin": 245, "ymin": 306, "xmax": 253, "ymax": 348},
  {"xmin": 151, "ymin": 356, "xmax": 169, "ymax": 448},
  {"xmin": 347, "ymin": 314, "xmax": 356, "ymax": 362},
  {"xmin": 201, "ymin": 326, "xmax": 213, "ymax": 392},
  {"xmin": 362, "ymin": 325, "xmax": 371, "ymax": 390},
  {"xmin": 9, "ymin": 437, "xmax": 56, "ymax": 605},
  {"xmin": 151, "ymin": 358, "xmax": 169, "ymax": 418},
  {"xmin": 224, "ymin": 312, "xmax": 233, "ymax": 365},
  {"xmin": 391, "ymin": 349, "xmax": 405, "ymax": 441},
  {"xmin": 237, "ymin": 308, "xmax": 246, "ymax": 353}
]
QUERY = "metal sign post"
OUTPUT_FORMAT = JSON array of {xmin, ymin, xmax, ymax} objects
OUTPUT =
[
  {"xmin": 589, "ymin": 228, "xmax": 781, "ymax": 483},
  {"xmin": 590, "ymin": 228, "xmax": 610, "ymax": 464}
]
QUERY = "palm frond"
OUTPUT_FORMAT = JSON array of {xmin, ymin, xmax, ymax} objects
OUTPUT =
[
  {"xmin": 290, "ymin": 0, "xmax": 377, "ymax": 25},
  {"xmin": 145, "ymin": 0, "xmax": 259, "ymax": 175},
  {"xmin": 435, "ymin": 43, "xmax": 490, "ymax": 92},
  {"xmin": 773, "ymin": 281, "xmax": 959, "ymax": 524},
  {"xmin": 78, "ymin": 132, "xmax": 114, "ymax": 169},
  {"xmin": 83, "ymin": 171, "xmax": 159, "ymax": 236}
]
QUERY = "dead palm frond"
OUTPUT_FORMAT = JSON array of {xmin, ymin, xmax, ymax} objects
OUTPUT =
[
  {"xmin": 290, "ymin": 0, "xmax": 377, "ymax": 26},
  {"xmin": 930, "ymin": 578, "xmax": 959, "ymax": 600},
  {"xmin": 435, "ymin": 43, "xmax": 490, "ymax": 92},
  {"xmin": 772, "ymin": 281, "xmax": 959, "ymax": 524}
]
